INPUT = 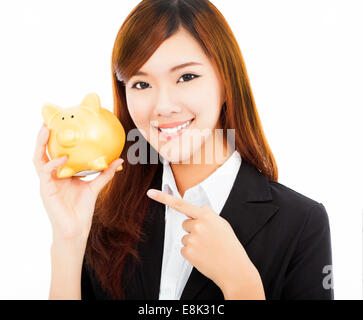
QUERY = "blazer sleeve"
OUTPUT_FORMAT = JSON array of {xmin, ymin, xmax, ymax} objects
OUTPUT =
[
  {"xmin": 81, "ymin": 257, "xmax": 96, "ymax": 300},
  {"xmin": 281, "ymin": 203, "xmax": 334, "ymax": 300}
]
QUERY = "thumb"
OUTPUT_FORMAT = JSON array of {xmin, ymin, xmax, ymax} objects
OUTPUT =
[{"xmin": 89, "ymin": 158, "xmax": 124, "ymax": 195}]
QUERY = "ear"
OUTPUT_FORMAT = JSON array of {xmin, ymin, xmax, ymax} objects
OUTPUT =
[
  {"xmin": 42, "ymin": 103, "xmax": 61, "ymax": 126},
  {"xmin": 80, "ymin": 93, "xmax": 101, "ymax": 114}
]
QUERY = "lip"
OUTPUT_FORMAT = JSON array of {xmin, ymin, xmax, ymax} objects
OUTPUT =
[
  {"xmin": 156, "ymin": 119, "xmax": 194, "ymax": 128},
  {"xmin": 156, "ymin": 118, "xmax": 195, "ymax": 141}
]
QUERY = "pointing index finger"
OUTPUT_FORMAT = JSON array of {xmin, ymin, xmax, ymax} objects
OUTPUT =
[{"xmin": 147, "ymin": 189, "xmax": 201, "ymax": 219}]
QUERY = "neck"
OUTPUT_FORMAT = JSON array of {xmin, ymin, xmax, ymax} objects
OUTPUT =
[{"xmin": 170, "ymin": 133, "xmax": 233, "ymax": 198}]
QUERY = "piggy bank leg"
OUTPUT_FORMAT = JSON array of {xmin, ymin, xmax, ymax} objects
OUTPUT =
[
  {"xmin": 91, "ymin": 156, "xmax": 108, "ymax": 171},
  {"xmin": 57, "ymin": 166, "xmax": 76, "ymax": 178}
]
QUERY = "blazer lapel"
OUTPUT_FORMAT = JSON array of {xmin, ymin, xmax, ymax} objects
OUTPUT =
[
  {"xmin": 180, "ymin": 159, "xmax": 280, "ymax": 300},
  {"xmin": 137, "ymin": 164, "xmax": 166, "ymax": 299},
  {"xmin": 138, "ymin": 159, "xmax": 279, "ymax": 300}
]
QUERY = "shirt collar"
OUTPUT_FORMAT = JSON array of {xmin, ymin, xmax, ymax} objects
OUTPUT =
[
  {"xmin": 199, "ymin": 150, "xmax": 242, "ymax": 213},
  {"xmin": 161, "ymin": 150, "xmax": 242, "ymax": 214},
  {"xmin": 161, "ymin": 158, "xmax": 179, "ymax": 196}
]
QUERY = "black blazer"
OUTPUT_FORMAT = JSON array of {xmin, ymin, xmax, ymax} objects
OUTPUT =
[{"xmin": 81, "ymin": 159, "xmax": 334, "ymax": 300}]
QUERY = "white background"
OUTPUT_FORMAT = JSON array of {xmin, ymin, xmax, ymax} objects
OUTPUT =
[{"xmin": 0, "ymin": 0, "xmax": 362, "ymax": 299}]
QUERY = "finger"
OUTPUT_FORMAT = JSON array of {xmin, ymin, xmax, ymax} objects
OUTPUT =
[
  {"xmin": 89, "ymin": 158, "xmax": 124, "ymax": 195},
  {"xmin": 146, "ymin": 189, "xmax": 201, "ymax": 219},
  {"xmin": 181, "ymin": 234, "xmax": 193, "ymax": 246},
  {"xmin": 182, "ymin": 218, "xmax": 195, "ymax": 233},
  {"xmin": 33, "ymin": 123, "xmax": 50, "ymax": 171},
  {"xmin": 43, "ymin": 155, "xmax": 68, "ymax": 176}
]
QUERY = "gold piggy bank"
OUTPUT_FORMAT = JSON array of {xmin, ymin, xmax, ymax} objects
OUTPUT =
[{"xmin": 42, "ymin": 93, "xmax": 125, "ymax": 178}]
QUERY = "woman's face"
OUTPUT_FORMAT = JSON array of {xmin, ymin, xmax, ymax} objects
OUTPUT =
[{"xmin": 125, "ymin": 27, "xmax": 225, "ymax": 163}]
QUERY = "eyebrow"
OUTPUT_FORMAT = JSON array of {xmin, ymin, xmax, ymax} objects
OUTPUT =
[{"xmin": 133, "ymin": 61, "xmax": 203, "ymax": 76}]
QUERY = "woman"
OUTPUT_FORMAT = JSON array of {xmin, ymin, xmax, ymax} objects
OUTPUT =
[{"xmin": 33, "ymin": 0, "xmax": 334, "ymax": 300}]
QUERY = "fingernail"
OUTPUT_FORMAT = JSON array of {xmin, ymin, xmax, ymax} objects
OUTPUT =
[{"xmin": 147, "ymin": 189, "xmax": 158, "ymax": 198}]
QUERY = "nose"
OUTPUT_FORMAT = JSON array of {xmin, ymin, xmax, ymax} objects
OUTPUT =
[
  {"xmin": 56, "ymin": 128, "xmax": 81, "ymax": 147},
  {"xmin": 153, "ymin": 86, "xmax": 182, "ymax": 116}
]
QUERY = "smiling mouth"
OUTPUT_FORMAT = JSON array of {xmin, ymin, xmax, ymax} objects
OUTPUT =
[{"xmin": 153, "ymin": 118, "xmax": 195, "ymax": 133}]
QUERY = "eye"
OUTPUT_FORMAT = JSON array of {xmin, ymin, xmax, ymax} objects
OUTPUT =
[
  {"xmin": 131, "ymin": 81, "xmax": 150, "ymax": 90},
  {"xmin": 61, "ymin": 116, "xmax": 64, "ymax": 120},
  {"xmin": 71, "ymin": 115, "xmax": 74, "ymax": 118},
  {"xmin": 178, "ymin": 73, "xmax": 200, "ymax": 83},
  {"xmin": 130, "ymin": 73, "xmax": 200, "ymax": 90}
]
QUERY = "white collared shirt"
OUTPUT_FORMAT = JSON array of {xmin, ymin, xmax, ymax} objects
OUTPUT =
[{"xmin": 158, "ymin": 150, "xmax": 242, "ymax": 300}]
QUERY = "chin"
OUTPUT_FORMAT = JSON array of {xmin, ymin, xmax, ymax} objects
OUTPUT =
[
  {"xmin": 159, "ymin": 153, "xmax": 189, "ymax": 164},
  {"xmin": 159, "ymin": 144, "xmax": 202, "ymax": 164}
]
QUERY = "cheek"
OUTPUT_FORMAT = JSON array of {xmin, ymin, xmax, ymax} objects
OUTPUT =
[
  {"xmin": 126, "ymin": 96, "xmax": 151, "ymax": 128},
  {"xmin": 192, "ymin": 84, "xmax": 222, "ymax": 125},
  {"xmin": 192, "ymin": 93, "xmax": 221, "ymax": 128},
  {"xmin": 130, "ymin": 109, "xmax": 148, "ymax": 126}
]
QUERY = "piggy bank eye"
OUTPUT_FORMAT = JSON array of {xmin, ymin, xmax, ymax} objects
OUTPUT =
[
  {"xmin": 61, "ymin": 117, "xmax": 64, "ymax": 120},
  {"xmin": 71, "ymin": 115, "xmax": 74, "ymax": 118}
]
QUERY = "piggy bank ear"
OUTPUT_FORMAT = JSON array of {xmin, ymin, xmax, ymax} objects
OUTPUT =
[
  {"xmin": 80, "ymin": 93, "xmax": 101, "ymax": 114},
  {"xmin": 42, "ymin": 103, "xmax": 61, "ymax": 125}
]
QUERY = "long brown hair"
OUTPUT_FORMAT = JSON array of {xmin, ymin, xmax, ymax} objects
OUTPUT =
[{"xmin": 85, "ymin": 0, "xmax": 278, "ymax": 299}]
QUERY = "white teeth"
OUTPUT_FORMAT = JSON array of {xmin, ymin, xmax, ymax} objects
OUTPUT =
[{"xmin": 158, "ymin": 119, "xmax": 192, "ymax": 133}]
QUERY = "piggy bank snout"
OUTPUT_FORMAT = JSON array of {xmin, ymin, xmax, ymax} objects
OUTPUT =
[{"xmin": 56, "ymin": 128, "xmax": 81, "ymax": 147}]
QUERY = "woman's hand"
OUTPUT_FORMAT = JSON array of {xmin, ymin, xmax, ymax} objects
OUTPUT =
[
  {"xmin": 33, "ymin": 123, "xmax": 124, "ymax": 244},
  {"xmin": 146, "ymin": 188, "xmax": 265, "ymax": 299}
]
